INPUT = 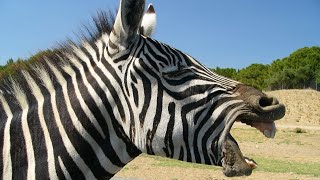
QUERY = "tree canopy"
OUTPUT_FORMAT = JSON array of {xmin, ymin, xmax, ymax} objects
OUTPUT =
[
  {"xmin": 211, "ymin": 46, "xmax": 320, "ymax": 91},
  {"xmin": 0, "ymin": 50, "xmax": 55, "ymax": 80}
]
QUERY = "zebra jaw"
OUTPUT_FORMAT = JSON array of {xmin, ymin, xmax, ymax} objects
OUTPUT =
[
  {"xmin": 221, "ymin": 119, "xmax": 276, "ymax": 176},
  {"xmin": 222, "ymin": 119, "xmax": 278, "ymax": 176},
  {"xmin": 222, "ymin": 134, "xmax": 257, "ymax": 177}
]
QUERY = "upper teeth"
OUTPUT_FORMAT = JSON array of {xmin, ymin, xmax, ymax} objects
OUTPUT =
[{"xmin": 245, "ymin": 158, "xmax": 258, "ymax": 169}]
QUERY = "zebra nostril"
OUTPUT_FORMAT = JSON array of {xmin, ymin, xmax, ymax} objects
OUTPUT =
[{"xmin": 258, "ymin": 96, "xmax": 278, "ymax": 108}]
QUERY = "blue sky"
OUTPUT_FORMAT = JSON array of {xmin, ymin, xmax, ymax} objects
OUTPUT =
[{"xmin": 0, "ymin": 0, "xmax": 319, "ymax": 69}]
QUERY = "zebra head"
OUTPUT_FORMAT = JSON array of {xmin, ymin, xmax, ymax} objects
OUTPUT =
[{"xmin": 107, "ymin": 0, "xmax": 285, "ymax": 177}]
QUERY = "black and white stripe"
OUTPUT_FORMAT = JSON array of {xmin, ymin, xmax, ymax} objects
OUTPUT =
[{"xmin": 0, "ymin": 1, "xmax": 248, "ymax": 179}]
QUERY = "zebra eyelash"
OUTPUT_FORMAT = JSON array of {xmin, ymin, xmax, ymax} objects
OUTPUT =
[{"xmin": 162, "ymin": 67, "xmax": 193, "ymax": 78}]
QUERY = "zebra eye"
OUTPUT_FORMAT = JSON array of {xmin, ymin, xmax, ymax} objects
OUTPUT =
[
  {"xmin": 162, "ymin": 60, "xmax": 193, "ymax": 78},
  {"xmin": 162, "ymin": 67, "xmax": 192, "ymax": 78}
]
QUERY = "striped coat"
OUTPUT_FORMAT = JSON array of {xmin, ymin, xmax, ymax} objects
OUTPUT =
[{"xmin": 0, "ymin": 0, "xmax": 285, "ymax": 179}]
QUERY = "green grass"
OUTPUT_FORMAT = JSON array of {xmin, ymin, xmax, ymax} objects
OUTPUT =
[
  {"xmin": 147, "ymin": 155, "xmax": 220, "ymax": 170},
  {"xmin": 250, "ymin": 156, "xmax": 320, "ymax": 177},
  {"xmin": 231, "ymin": 127, "xmax": 266, "ymax": 143},
  {"xmin": 146, "ymin": 154, "xmax": 320, "ymax": 177},
  {"xmin": 276, "ymin": 139, "xmax": 305, "ymax": 146}
]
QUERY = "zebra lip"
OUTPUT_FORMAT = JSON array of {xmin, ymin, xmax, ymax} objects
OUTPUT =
[{"xmin": 222, "ymin": 134, "xmax": 256, "ymax": 177}]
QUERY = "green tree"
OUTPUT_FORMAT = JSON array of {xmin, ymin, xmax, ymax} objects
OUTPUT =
[
  {"xmin": 211, "ymin": 67, "xmax": 238, "ymax": 79},
  {"xmin": 0, "ymin": 49, "xmax": 55, "ymax": 80},
  {"xmin": 236, "ymin": 64, "xmax": 270, "ymax": 90},
  {"xmin": 268, "ymin": 46, "xmax": 320, "ymax": 90}
]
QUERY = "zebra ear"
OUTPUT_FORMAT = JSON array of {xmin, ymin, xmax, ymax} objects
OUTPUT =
[
  {"xmin": 139, "ymin": 4, "xmax": 156, "ymax": 37},
  {"xmin": 108, "ymin": 0, "xmax": 145, "ymax": 56}
]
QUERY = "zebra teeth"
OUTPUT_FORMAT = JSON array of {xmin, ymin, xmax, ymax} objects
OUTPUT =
[{"xmin": 245, "ymin": 158, "xmax": 258, "ymax": 169}]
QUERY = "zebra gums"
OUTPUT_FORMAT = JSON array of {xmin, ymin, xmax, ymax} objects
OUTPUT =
[{"xmin": 0, "ymin": 0, "xmax": 285, "ymax": 179}]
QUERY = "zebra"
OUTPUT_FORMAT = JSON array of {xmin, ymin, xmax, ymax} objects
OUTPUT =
[{"xmin": 0, "ymin": 0, "xmax": 285, "ymax": 179}]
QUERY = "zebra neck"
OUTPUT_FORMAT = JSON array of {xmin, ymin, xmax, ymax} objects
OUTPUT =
[{"xmin": 0, "ymin": 35, "xmax": 141, "ymax": 179}]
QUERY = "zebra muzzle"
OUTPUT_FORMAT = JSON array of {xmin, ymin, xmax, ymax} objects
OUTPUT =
[
  {"xmin": 220, "ymin": 84, "xmax": 286, "ymax": 176},
  {"xmin": 235, "ymin": 84, "xmax": 286, "ymax": 139}
]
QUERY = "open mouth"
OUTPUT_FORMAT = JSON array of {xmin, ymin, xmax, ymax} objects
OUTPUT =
[
  {"xmin": 221, "ymin": 120, "xmax": 277, "ymax": 177},
  {"xmin": 215, "ymin": 85, "xmax": 286, "ymax": 177},
  {"xmin": 212, "ymin": 85, "xmax": 286, "ymax": 177}
]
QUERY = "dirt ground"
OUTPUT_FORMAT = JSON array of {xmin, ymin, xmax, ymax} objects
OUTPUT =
[
  {"xmin": 113, "ymin": 90, "xmax": 320, "ymax": 180},
  {"xmin": 114, "ymin": 156, "xmax": 318, "ymax": 180}
]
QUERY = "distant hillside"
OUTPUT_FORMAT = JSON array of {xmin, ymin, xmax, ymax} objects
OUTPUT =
[{"xmin": 267, "ymin": 89, "xmax": 320, "ymax": 126}]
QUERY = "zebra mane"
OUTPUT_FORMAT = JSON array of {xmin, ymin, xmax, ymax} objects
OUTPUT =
[
  {"xmin": 56, "ymin": 10, "xmax": 116, "ymax": 58},
  {"xmin": 67, "ymin": 10, "xmax": 115, "ymax": 48},
  {"xmin": 0, "ymin": 10, "xmax": 116, "ymax": 96}
]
